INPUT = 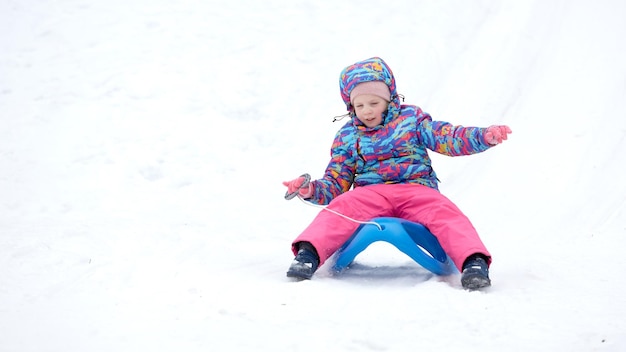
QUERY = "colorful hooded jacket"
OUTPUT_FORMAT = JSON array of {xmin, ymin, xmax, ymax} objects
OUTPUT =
[{"xmin": 308, "ymin": 57, "xmax": 493, "ymax": 205}]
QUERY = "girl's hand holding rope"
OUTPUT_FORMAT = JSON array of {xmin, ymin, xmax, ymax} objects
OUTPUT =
[
  {"xmin": 283, "ymin": 174, "xmax": 382, "ymax": 230},
  {"xmin": 283, "ymin": 173, "xmax": 313, "ymax": 200}
]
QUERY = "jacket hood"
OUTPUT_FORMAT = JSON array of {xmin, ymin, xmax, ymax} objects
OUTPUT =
[{"xmin": 339, "ymin": 57, "xmax": 401, "ymax": 127}]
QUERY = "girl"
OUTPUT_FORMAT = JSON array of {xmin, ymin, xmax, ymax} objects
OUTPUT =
[{"xmin": 283, "ymin": 57, "xmax": 511, "ymax": 290}]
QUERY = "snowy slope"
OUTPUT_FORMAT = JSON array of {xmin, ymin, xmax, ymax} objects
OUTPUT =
[{"xmin": 1, "ymin": 0, "xmax": 625, "ymax": 351}]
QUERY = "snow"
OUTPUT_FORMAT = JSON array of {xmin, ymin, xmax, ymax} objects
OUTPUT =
[{"xmin": 1, "ymin": 0, "xmax": 625, "ymax": 350}]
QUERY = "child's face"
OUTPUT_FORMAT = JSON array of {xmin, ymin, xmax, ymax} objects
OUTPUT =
[{"xmin": 353, "ymin": 94, "xmax": 389, "ymax": 128}]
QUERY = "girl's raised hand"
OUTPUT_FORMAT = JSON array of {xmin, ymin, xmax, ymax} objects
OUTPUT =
[{"xmin": 484, "ymin": 125, "xmax": 512, "ymax": 145}]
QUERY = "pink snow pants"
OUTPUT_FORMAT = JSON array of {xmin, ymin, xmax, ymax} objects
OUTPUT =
[{"xmin": 291, "ymin": 183, "xmax": 491, "ymax": 271}]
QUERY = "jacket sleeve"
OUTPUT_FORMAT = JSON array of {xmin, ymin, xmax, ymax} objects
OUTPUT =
[
  {"xmin": 416, "ymin": 108, "xmax": 492, "ymax": 156},
  {"xmin": 307, "ymin": 126, "xmax": 356, "ymax": 205}
]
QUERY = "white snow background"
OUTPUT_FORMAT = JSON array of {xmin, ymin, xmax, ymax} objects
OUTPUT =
[{"xmin": 1, "ymin": 0, "xmax": 626, "ymax": 351}]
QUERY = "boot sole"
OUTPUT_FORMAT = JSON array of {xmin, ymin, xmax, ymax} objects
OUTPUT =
[
  {"xmin": 286, "ymin": 262, "xmax": 315, "ymax": 280},
  {"xmin": 461, "ymin": 275, "xmax": 491, "ymax": 290},
  {"xmin": 286, "ymin": 269, "xmax": 313, "ymax": 280}
]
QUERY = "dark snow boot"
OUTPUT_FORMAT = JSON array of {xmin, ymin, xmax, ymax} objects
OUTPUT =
[
  {"xmin": 461, "ymin": 254, "xmax": 491, "ymax": 290},
  {"xmin": 286, "ymin": 243, "xmax": 319, "ymax": 280}
]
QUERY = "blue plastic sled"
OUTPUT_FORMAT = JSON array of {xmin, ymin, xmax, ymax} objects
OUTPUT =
[{"xmin": 332, "ymin": 217, "xmax": 456, "ymax": 276}]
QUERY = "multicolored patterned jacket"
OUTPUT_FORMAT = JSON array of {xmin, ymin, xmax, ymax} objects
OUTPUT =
[{"xmin": 308, "ymin": 57, "xmax": 493, "ymax": 205}]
